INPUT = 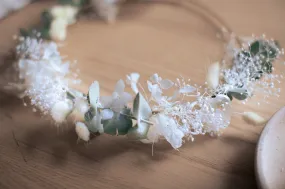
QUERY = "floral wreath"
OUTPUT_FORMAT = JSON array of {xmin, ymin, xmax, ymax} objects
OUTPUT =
[{"xmin": 1, "ymin": 0, "xmax": 284, "ymax": 150}]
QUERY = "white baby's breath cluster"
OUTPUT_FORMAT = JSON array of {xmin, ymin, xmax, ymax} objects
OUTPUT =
[{"xmin": 16, "ymin": 37, "xmax": 80, "ymax": 121}]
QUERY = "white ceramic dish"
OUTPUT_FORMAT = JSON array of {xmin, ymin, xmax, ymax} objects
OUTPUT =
[{"xmin": 256, "ymin": 107, "xmax": 285, "ymax": 189}]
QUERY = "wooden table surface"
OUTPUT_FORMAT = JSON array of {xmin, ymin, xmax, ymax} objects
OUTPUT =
[{"xmin": 1, "ymin": 1, "xmax": 285, "ymax": 188}]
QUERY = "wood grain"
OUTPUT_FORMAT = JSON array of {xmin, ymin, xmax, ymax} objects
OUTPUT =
[{"xmin": 1, "ymin": 1, "xmax": 285, "ymax": 189}]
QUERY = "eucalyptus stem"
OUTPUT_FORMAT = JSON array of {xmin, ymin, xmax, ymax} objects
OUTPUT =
[
  {"xmin": 66, "ymin": 91, "xmax": 75, "ymax": 100},
  {"xmin": 120, "ymin": 113, "xmax": 153, "ymax": 125}
]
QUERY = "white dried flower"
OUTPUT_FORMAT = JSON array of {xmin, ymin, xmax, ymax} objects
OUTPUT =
[
  {"xmin": 75, "ymin": 122, "xmax": 90, "ymax": 142},
  {"xmin": 101, "ymin": 109, "xmax": 114, "ymax": 120},
  {"xmin": 51, "ymin": 100, "xmax": 73, "ymax": 123},
  {"xmin": 147, "ymin": 80, "xmax": 163, "ymax": 103},
  {"xmin": 179, "ymin": 85, "xmax": 196, "ymax": 94},
  {"xmin": 207, "ymin": 62, "xmax": 220, "ymax": 89},
  {"xmin": 155, "ymin": 114, "xmax": 184, "ymax": 149},
  {"xmin": 50, "ymin": 18, "xmax": 68, "ymax": 41},
  {"xmin": 91, "ymin": 0, "xmax": 120, "ymax": 23},
  {"xmin": 126, "ymin": 73, "xmax": 140, "ymax": 94},
  {"xmin": 149, "ymin": 73, "xmax": 174, "ymax": 89},
  {"xmin": 159, "ymin": 79, "xmax": 174, "ymax": 90},
  {"xmin": 243, "ymin": 112, "xmax": 267, "ymax": 126},
  {"xmin": 74, "ymin": 98, "xmax": 89, "ymax": 114},
  {"xmin": 100, "ymin": 79, "xmax": 132, "ymax": 112},
  {"xmin": 51, "ymin": 5, "xmax": 79, "ymax": 25},
  {"xmin": 71, "ymin": 98, "xmax": 89, "ymax": 121},
  {"xmin": 150, "ymin": 73, "xmax": 161, "ymax": 83}
]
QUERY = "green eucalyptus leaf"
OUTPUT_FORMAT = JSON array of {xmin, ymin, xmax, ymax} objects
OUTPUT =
[
  {"xmin": 252, "ymin": 40, "xmax": 279, "ymax": 59},
  {"xmin": 58, "ymin": 0, "xmax": 74, "ymax": 5},
  {"xmin": 86, "ymin": 94, "xmax": 90, "ymax": 104},
  {"xmin": 58, "ymin": 0, "xmax": 88, "ymax": 7},
  {"xmin": 19, "ymin": 27, "xmax": 49, "ymax": 40},
  {"xmin": 250, "ymin": 41, "xmax": 260, "ymax": 56},
  {"xmin": 102, "ymin": 112, "xmax": 133, "ymax": 135},
  {"xmin": 128, "ymin": 93, "xmax": 152, "ymax": 139},
  {"xmin": 127, "ymin": 123, "xmax": 150, "ymax": 140},
  {"xmin": 88, "ymin": 81, "xmax": 100, "ymax": 110},
  {"xmin": 38, "ymin": 27, "xmax": 50, "ymax": 40},
  {"xmin": 121, "ymin": 107, "xmax": 132, "ymax": 116},
  {"xmin": 66, "ymin": 91, "xmax": 75, "ymax": 100},
  {"xmin": 84, "ymin": 107, "xmax": 95, "ymax": 123},
  {"xmin": 225, "ymin": 93, "xmax": 233, "ymax": 101},
  {"xmin": 41, "ymin": 10, "xmax": 52, "ymax": 29},
  {"xmin": 227, "ymin": 88, "xmax": 248, "ymax": 100},
  {"xmin": 19, "ymin": 28, "xmax": 31, "ymax": 37},
  {"xmin": 133, "ymin": 93, "xmax": 152, "ymax": 122},
  {"xmin": 68, "ymin": 89, "xmax": 85, "ymax": 98}
]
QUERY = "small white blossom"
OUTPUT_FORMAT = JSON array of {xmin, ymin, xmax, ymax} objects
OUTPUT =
[
  {"xmin": 179, "ymin": 85, "xmax": 196, "ymax": 94},
  {"xmin": 50, "ymin": 18, "xmax": 68, "ymax": 41},
  {"xmin": 51, "ymin": 100, "xmax": 73, "ymax": 123},
  {"xmin": 149, "ymin": 73, "xmax": 174, "ymax": 89},
  {"xmin": 71, "ymin": 98, "xmax": 89, "ymax": 121},
  {"xmin": 75, "ymin": 122, "xmax": 90, "ymax": 142},
  {"xmin": 91, "ymin": 0, "xmax": 119, "ymax": 23},
  {"xmin": 155, "ymin": 114, "xmax": 184, "ymax": 149},
  {"xmin": 243, "ymin": 112, "xmax": 267, "ymax": 126},
  {"xmin": 74, "ymin": 98, "xmax": 89, "ymax": 114},
  {"xmin": 51, "ymin": 5, "xmax": 79, "ymax": 25},
  {"xmin": 159, "ymin": 79, "xmax": 174, "ymax": 90},
  {"xmin": 126, "ymin": 73, "xmax": 140, "ymax": 94},
  {"xmin": 207, "ymin": 62, "xmax": 220, "ymax": 89},
  {"xmin": 147, "ymin": 80, "xmax": 163, "ymax": 103},
  {"xmin": 150, "ymin": 73, "xmax": 161, "ymax": 83},
  {"xmin": 101, "ymin": 109, "xmax": 114, "ymax": 120},
  {"xmin": 100, "ymin": 79, "xmax": 132, "ymax": 112},
  {"xmin": 49, "ymin": 5, "xmax": 78, "ymax": 41}
]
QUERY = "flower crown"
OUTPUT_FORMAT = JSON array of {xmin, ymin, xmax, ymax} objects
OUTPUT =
[{"xmin": 3, "ymin": 0, "xmax": 285, "ymax": 150}]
